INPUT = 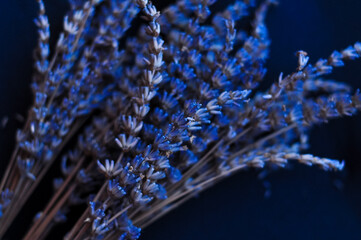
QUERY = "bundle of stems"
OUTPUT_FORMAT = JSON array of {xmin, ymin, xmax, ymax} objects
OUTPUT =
[
  {"xmin": 1, "ymin": 0, "xmax": 361, "ymax": 239},
  {"xmin": 0, "ymin": 0, "xmax": 139, "ymax": 236}
]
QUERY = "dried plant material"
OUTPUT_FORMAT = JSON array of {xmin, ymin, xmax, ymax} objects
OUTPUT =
[{"xmin": 0, "ymin": 0, "xmax": 360, "ymax": 239}]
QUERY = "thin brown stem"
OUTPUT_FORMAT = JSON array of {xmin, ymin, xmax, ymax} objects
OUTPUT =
[
  {"xmin": 0, "ymin": 118, "xmax": 86, "ymax": 238},
  {"xmin": 0, "ymin": 145, "xmax": 19, "ymax": 192},
  {"xmin": 65, "ymin": 208, "xmax": 89, "ymax": 240},
  {"xmin": 166, "ymin": 138, "xmax": 225, "ymax": 194},
  {"xmin": 139, "ymin": 192, "xmax": 195, "ymax": 229},
  {"xmin": 134, "ymin": 124, "xmax": 296, "ymax": 225},
  {"xmin": 73, "ymin": 222, "xmax": 90, "ymax": 240},
  {"xmin": 31, "ymin": 184, "xmax": 76, "ymax": 240},
  {"xmin": 227, "ymin": 123, "xmax": 297, "ymax": 162},
  {"xmin": 108, "ymin": 205, "xmax": 133, "ymax": 224},
  {"xmin": 136, "ymin": 163, "xmax": 247, "ymax": 227},
  {"xmin": 23, "ymin": 156, "xmax": 85, "ymax": 240}
]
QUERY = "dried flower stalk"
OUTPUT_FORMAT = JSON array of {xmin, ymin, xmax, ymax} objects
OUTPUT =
[{"xmin": 0, "ymin": 0, "xmax": 360, "ymax": 239}]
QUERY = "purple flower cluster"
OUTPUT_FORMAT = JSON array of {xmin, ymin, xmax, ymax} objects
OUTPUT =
[{"xmin": 1, "ymin": 0, "xmax": 361, "ymax": 239}]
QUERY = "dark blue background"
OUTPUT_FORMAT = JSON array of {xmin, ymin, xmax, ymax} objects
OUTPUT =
[{"xmin": 1, "ymin": 0, "xmax": 361, "ymax": 239}]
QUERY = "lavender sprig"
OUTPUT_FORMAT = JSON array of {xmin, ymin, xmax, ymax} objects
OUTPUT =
[{"xmin": 1, "ymin": 0, "xmax": 361, "ymax": 239}]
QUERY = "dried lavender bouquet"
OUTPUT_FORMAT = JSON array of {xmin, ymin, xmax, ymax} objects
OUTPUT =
[{"xmin": 1, "ymin": 0, "xmax": 361, "ymax": 239}]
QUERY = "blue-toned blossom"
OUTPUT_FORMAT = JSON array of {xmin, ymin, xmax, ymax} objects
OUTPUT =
[{"xmin": 1, "ymin": 0, "xmax": 360, "ymax": 240}]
